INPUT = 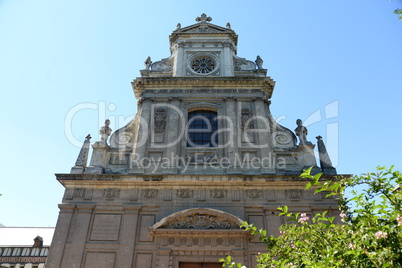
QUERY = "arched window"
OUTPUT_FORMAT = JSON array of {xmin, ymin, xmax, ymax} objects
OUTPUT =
[{"xmin": 187, "ymin": 110, "xmax": 218, "ymax": 147}]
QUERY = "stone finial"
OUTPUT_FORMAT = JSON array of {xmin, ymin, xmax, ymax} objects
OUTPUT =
[
  {"xmin": 226, "ymin": 22, "xmax": 231, "ymax": 29},
  {"xmin": 100, "ymin": 119, "xmax": 112, "ymax": 143},
  {"xmin": 144, "ymin": 56, "xmax": 152, "ymax": 70},
  {"xmin": 295, "ymin": 119, "xmax": 311, "ymax": 145},
  {"xmin": 176, "ymin": 23, "xmax": 181, "ymax": 30},
  {"xmin": 196, "ymin": 13, "xmax": 212, "ymax": 23},
  {"xmin": 71, "ymin": 134, "xmax": 91, "ymax": 174},
  {"xmin": 316, "ymin": 135, "xmax": 337, "ymax": 175},
  {"xmin": 255, "ymin": 55, "xmax": 263, "ymax": 69}
]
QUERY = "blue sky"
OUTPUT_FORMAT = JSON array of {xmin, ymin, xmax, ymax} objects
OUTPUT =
[{"xmin": 0, "ymin": 0, "xmax": 401, "ymax": 227}]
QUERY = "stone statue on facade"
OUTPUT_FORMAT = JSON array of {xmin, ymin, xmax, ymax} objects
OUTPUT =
[
  {"xmin": 144, "ymin": 56, "xmax": 152, "ymax": 70},
  {"xmin": 176, "ymin": 23, "xmax": 181, "ymax": 30},
  {"xmin": 100, "ymin": 119, "xmax": 112, "ymax": 143},
  {"xmin": 295, "ymin": 119, "xmax": 311, "ymax": 145},
  {"xmin": 255, "ymin": 55, "xmax": 263, "ymax": 69}
]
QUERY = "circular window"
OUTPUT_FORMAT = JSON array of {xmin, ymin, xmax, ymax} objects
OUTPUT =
[{"xmin": 191, "ymin": 56, "xmax": 216, "ymax": 74}]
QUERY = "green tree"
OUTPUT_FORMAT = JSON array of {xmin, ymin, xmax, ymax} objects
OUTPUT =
[
  {"xmin": 221, "ymin": 166, "xmax": 402, "ymax": 267},
  {"xmin": 395, "ymin": 9, "xmax": 402, "ymax": 20}
]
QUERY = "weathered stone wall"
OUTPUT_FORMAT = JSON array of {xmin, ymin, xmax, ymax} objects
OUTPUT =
[{"xmin": 46, "ymin": 175, "xmax": 339, "ymax": 268}]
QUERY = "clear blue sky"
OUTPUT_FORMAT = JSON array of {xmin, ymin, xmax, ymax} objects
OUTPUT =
[{"xmin": 1, "ymin": 0, "xmax": 401, "ymax": 227}]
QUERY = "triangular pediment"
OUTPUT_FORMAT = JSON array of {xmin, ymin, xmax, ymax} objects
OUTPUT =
[
  {"xmin": 174, "ymin": 22, "xmax": 234, "ymax": 34},
  {"xmin": 169, "ymin": 14, "xmax": 238, "ymax": 46}
]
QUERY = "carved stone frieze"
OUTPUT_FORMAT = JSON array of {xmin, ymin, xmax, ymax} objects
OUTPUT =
[
  {"xmin": 287, "ymin": 189, "xmax": 302, "ymax": 199},
  {"xmin": 144, "ymin": 189, "xmax": 159, "ymax": 198},
  {"xmin": 143, "ymin": 88, "xmax": 264, "ymax": 95},
  {"xmin": 228, "ymin": 237, "xmax": 236, "ymax": 245},
  {"xmin": 246, "ymin": 189, "xmax": 263, "ymax": 199},
  {"xmin": 161, "ymin": 213, "xmax": 233, "ymax": 229},
  {"xmin": 73, "ymin": 188, "xmax": 85, "ymax": 198},
  {"xmin": 210, "ymin": 189, "xmax": 227, "ymax": 199},
  {"xmin": 132, "ymin": 77, "xmax": 274, "ymax": 99},
  {"xmin": 168, "ymin": 237, "xmax": 175, "ymax": 245},
  {"xmin": 176, "ymin": 189, "xmax": 194, "ymax": 198},
  {"xmin": 103, "ymin": 188, "xmax": 120, "ymax": 199}
]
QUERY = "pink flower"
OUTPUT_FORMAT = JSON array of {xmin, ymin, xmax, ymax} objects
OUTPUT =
[
  {"xmin": 375, "ymin": 231, "xmax": 387, "ymax": 239},
  {"xmin": 290, "ymin": 244, "xmax": 296, "ymax": 248},
  {"xmin": 280, "ymin": 231, "xmax": 285, "ymax": 235},
  {"xmin": 397, "ymin": 215, "xmax": 402, "ymax": 226},
  {"xmin": 340, "ymin": 212, "xmax": 346, "ymax": 219},
  {"xmin": 298, "ymin": 213, "xmax": 309, "ymax": 224},
  {"xmin": 349, "ymin": 242, "xmax": 356, "ymax": 249}
]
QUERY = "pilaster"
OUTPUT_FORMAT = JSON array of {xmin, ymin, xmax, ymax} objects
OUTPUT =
[
  {"xmin": 253, "ymin": 97, "xmax": 275, "ymax": 174},
  {"xmin": 116, "ymin": 205, "xmax": 142, "ymax": 268},
  {"xmin": 224, "ymin": 97, "xmax": 241, "ymax": 174},
  {"xmin": 60, "ymin": 205, "xmax": 94, "ymax": 268},
  {"xmin": 46, "ymin": 204, "xmax": 75, "ymax": 268},
  {"xmin": 162, "ymin": 97, "xmax": 183, "ymax": 174}
]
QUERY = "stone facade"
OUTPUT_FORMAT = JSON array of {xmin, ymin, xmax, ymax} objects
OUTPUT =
[{"xmin": 47, "ymin": 14, "xmax": 340, "ymax": 268}]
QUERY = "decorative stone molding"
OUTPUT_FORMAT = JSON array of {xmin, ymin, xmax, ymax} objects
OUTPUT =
[
  {"xmin": 144, "ymin": 189, "xmax": 159, "ymax": 198},
  {"xmin": 246, "ymin": 189, "xmax": 263, "ymax": 199},
  {"xmin": 152, "ymin": 208, "xmax": 244, "ymax": 231},
  {"xmin": 103, "ymin": 188, "xmax": 120, "ymax": 199},
  {"xmin": 223, "ymin": 96, "xmax": 237, "ymax": 102},
  {"xmin": 240, "ymin": 108, "xmax": 254, "ymax": 131},
  {"xmin": 210, "ymin": 189, "xmax": 227, "ymax": 199},
  {"xmin": 287, "ymin": 189, "xmax": 303, "ymax": 199},
  {"xmin": 164, "ymin": 214, "xmax": 231, "ymax": 229},
  {"xmin": 143, "ymin": 88, "xmax": 265, "ymax": 96},
  {"xmin": 138, "ymin": 97, "xmax": 154, "ymax": 105},
  {"xmin": 73, "ymin": 188, "xmax": 86, "ymax": 198},
  {"xmin": 154, "ymin": 108, "xmax": 166, "ymax": 133},
  {"xmin": 233, "ymin": 56, "xmax": 256, "ymax": 71},
  {"xmin": 151, "ymin": 56, "xmax": 174, "ymax": 72},
  {"xmin": 132, "ymin": 77, "xmax": 275, "ymax": 98},
  {"xmin": 168, "ymin": 96, "xmax": 183, "ymax": 102},
  {"xmin": 176, "ymin": 189, "xmax": 194, "ymax": 198}
]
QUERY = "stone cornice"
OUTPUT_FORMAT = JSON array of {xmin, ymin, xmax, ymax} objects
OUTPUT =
[
  {"xmin": 132, "ymin": 76, "xmax": 276, "ymax": 99},
  {"xmin": 56, "ymin": 173, "xmax": 348, "ymax": 187}
]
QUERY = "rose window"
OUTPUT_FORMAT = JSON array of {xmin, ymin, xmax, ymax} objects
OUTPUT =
[{"xmin": 191, "ymin": 56, "xmax": 216, "ymax": 74}]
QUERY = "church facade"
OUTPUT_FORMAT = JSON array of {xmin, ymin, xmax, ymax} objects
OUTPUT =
[{"xmin": 46, "ymin": 14, "xmax": 339, "ymax": 268}]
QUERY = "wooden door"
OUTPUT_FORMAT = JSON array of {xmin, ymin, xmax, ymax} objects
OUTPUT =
[{"xmin": 179, "ymin": 263, "xmax": 222, "ymax": 268}]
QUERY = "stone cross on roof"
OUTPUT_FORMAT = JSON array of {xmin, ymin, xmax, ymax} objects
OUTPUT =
[{"xmin": 196, "ymin": 13, "xmax": 212, "ymax": 23}]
